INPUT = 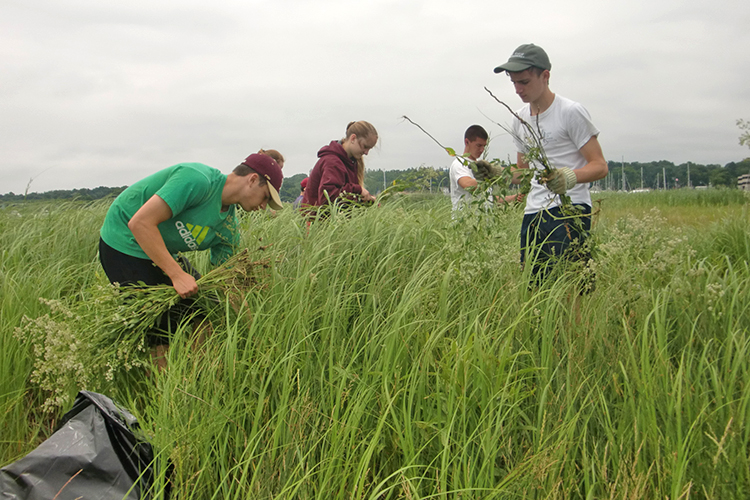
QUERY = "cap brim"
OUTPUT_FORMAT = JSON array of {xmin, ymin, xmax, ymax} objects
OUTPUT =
[
  {"xmin": 493, "ymin": 61, "xmax": 533, "ymax": 73},
  {"xmin": 267, "ymin": 184, "xmax": 283, "ymax": 210}
]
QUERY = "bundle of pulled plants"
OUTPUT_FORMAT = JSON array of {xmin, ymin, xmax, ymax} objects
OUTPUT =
[{"xmin": 15, "ymin": 249, "xmax": 270, "ymax": 411}]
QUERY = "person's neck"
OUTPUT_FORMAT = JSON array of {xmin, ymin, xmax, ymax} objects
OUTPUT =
[
  {"xmin": 221, "ymin": 173, "xmax": 239, "ymax": 211},
  {"xmin": 530, "ymin": 90, "xmax": 555, "ymax": 116},
  {"xmin": 341, "ymin": 141, "xmax": 355, "ymax": 160}
]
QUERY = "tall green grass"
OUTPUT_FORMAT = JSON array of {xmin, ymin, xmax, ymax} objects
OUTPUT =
[
  {"xmin": 1, "ymin": 190, "xmax": 749, "ymax": 498},
  {"xmin": 0, "ymin": 201, "xmax": 109, "ymax": 462},
  {"xmin": 596, "ymin": 187, "xmax": 747, "ymax": 209},
  {"xmin": 595, "ymin": 188, "xmax": 749, "ymax": 228}
]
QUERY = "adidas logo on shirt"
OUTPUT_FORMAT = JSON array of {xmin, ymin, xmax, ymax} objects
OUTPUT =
[{"xmin": 175, "ymin": 221, "xmax": 209, "ymax": 250}]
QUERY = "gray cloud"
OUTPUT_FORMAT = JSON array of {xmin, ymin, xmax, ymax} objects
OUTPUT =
[{"xmin": 2, "ymin": 0, "xmax": 748, "ymax": 194}]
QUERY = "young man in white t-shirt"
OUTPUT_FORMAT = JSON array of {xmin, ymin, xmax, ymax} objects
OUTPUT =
[
  {"xmin": 494, "ymin": 43, "xmax": 608, "ymax": 280},
  {"xmin": 449, "ymin": 125, "xmax": 488, "ymax": 211},
  {"xmin": 449, "ymin": 125, "xmax": 523, "ymax": 212}
]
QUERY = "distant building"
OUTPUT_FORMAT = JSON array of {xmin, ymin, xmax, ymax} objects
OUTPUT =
[{"xmin": 739, "ymin": 174, "xmax": 750, "ymax": 191}]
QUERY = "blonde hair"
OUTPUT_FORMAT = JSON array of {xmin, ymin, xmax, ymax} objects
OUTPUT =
[
  {"xmin": 258, "ymin": 149, "xmax": 285, "ymax": 169},
  {"xmin": 342, "ymin": 121, "xmax": 378, "ymax": 186}
]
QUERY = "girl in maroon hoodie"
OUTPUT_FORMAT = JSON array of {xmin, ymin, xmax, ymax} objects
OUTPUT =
[{"xmin": 302, "ymin": 121, "xmax": 378, "ymax": 206}]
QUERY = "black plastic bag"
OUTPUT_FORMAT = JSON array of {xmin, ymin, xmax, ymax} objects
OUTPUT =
[{"xmin": 1, "ymin": 391, "xmax": 160, "ymax": 500}]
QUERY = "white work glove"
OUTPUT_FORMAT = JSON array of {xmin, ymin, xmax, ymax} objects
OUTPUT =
[{"xmin": 543, "ymin": 167, "xmax": 577, "ymax": 195}]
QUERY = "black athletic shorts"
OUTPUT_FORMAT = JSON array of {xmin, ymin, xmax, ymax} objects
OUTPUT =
[
  {"xmin": 99, "ymin": 238, "xmax": 173, "ymax": 287},
  {"xmin": 98, "ymin": 238, "xmax": 202, "ymax": 345}
]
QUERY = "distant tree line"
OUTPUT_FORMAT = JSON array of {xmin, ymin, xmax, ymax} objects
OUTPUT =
[
  {"xmin": 3, "ymin": 158, "xmax": 748, "ymax": 204},
  {"xmin": 599, "ymin": 159, "xmax": 750, "ymax": 190},
  {"xmin": 0, "ymin": 186, "xmax": 127, "ymax": 203}
]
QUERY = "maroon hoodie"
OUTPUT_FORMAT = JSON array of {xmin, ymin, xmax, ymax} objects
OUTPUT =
[{"xmin": 302, "ymin": 141, "xmax": 363, "ymax": 206}]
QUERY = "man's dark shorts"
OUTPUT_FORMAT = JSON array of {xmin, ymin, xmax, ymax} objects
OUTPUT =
[
  {"xmin": 99, "ymin": 238, "xmax": 201, "ymax": 345},
  {"xmin": 520, "ymin": 204, "xmax": 592, "ymax": 281}
]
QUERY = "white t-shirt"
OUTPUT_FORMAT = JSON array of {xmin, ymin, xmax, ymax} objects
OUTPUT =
[
  {"xmin": 449, "ymin": 157, "xmax": 476, "ymax": 211},
  {"xmin": 512, "ymin": 94, "xmax": 600, "ymax": 214}
]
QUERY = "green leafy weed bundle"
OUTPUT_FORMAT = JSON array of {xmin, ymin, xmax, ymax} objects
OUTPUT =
[{"xmin": 14, "ymin": 249, "xmax": 270, "ymax": 411}]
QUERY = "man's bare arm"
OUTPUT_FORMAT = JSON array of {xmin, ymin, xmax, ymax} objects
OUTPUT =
[
  {"xmin": 573, "ymin": 136, "xmax": 608, "ymax": 183},
  {"xmin": 128, "ymin": 195, "xmax": 198, "ymax": 298},
  {"xmin": 458, "ymin": 176, "xmax": 478, "ymax": 189}
]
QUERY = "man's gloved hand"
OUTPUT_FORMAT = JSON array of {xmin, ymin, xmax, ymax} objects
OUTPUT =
[
  {"xmin": 473, "ymin": 160, "xmax": 504, "ymax": 181},
  {"xmin": 471, "ymin": 160, "xmax": 489, "ymax": 181},
  {"xmin": 543, "ymin": 167, "xmax": 577, "ymax": 194}
]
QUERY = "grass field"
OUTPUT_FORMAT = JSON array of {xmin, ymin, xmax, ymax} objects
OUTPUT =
[{"xmin": 1, "ymin": 188, "xmax": 749, "ymax": 499}]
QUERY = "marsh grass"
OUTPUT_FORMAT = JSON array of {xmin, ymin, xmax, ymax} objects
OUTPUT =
[
  {"xmin": 1, "ymin": 201, "xmax": 108, "ymax": 461},
  {"xmin": 13, "ymin": 248, "xmax": 270, "ymax": 412},
  {"xmin": 1, "ymin": 191, "xmax": 749, "ymax": 498},
  {"xmin": 595, "ymin": 188, "xmax": 749, "ymax": 227}
]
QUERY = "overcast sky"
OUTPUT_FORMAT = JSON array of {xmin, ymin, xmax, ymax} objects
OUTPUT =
[{"xmin": 2, "ymin": 0, "xmax": 748, "ymax": 195}]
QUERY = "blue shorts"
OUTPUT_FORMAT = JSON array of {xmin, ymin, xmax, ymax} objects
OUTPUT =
[{"xmin": 520, "ymin": 204, "xmax": 592, "ymax": 279}]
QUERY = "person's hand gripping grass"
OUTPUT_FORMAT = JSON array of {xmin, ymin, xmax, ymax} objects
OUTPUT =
[
  {"xmin": 542, "ymin": 167, "xmax": 577, "ymax": 194},
  {"xmin": 472, "ymin": 160, "xmax": 504, "ymax": 181}
]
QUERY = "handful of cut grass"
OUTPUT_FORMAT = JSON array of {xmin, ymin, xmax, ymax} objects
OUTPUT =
[{"xmin": 15, "ymin": 249, "xmax": 270, "ymax": 411}]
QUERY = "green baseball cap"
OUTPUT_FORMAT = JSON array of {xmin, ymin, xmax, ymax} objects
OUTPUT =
[{"xmin": 493, "ymin": 43, "xmax": 551, "ymax": 73}]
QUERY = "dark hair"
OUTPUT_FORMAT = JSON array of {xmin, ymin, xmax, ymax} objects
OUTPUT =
[
  {"xmin": 527, "ymin": 66, "xmax": 545, "ymax": 76},
  {"xmin": 232, "ymin": 164, "xmax": 267, "ymax": 185},
  {"xmin": 507, "ymin": 66, "xmax": 546, "ymax": 77},
  {"xmin": 464, "ymin": 125, "xmax": 488, "ymax": 142},
  {"xmin": 506, "ymin": 66, "xmax": 549, "ymax": 76}
]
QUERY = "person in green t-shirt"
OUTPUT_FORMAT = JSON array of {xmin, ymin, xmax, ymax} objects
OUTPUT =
[{"xmin": 99, "ymin": 153, "xmax": 283, "ymax": 298}]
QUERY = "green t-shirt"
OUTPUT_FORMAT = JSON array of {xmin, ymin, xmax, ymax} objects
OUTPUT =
[{"xmin": 100, "ymin": 163, "xmax": 238, "ymax": 266}]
